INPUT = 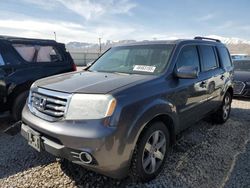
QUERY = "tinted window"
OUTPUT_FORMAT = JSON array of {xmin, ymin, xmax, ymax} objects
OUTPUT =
[
  {"xmin": 176, "ymin": 45, "xmax": 200, "ymax": 71},
  {"xmin": 89, "ymin": 44, "xmax": 174, "ymax": 75},
  {"xmin": 217, "ymin": 47, "xmax": 232, "ymax": 68},
  {"xmin": 199, "ymin": 45, "xmax": 217, "ymax": 71},
  {"xmin": 12, "ymin": 44, "xmax": 62, "ymax": 63},
  {"xmin": 0, "ymin": 54, "xmax": 5, "ymax": 66}
]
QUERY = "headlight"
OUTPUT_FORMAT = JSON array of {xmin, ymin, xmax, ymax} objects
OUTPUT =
[{"xmin": 66, "ymin": 94, "xmax": 117, "ymax": 120}]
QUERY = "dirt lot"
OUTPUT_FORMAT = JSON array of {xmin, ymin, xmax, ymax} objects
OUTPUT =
[{"xmin": 0, "ymin": 99, "xmax": 249, "ymax": 188}]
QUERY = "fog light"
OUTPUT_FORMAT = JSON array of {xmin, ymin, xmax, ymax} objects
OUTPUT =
[{"xmin": 79, "ymin": 152, "xmax": 93, "ymax": 164}]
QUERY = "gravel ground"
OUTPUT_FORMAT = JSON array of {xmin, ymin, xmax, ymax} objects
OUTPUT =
[{"xmin": 0, "ymin": 99, "xmax": 249, "ymax": 188}]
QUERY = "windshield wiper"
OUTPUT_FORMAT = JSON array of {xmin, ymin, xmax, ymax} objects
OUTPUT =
[{"xmin": 113, "ymin": 72, "xmax": 131, "ymax": 75}]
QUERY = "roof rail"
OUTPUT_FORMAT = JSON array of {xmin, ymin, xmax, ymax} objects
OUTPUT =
[
  {"xmin": 0, "ymin": 35, "xmax": 56, "ymax": 43},
  {"xmin": 194, "ymin": 36, "xmax": 221, "ymax": 43}
]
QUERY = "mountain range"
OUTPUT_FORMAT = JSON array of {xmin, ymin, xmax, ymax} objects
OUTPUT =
[{"xmin": 66, "ymin": 35, "xmax": 250, "ymax": 55}]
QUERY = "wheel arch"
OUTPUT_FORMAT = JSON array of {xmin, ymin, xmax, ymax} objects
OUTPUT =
[
  {"xmin": 227, "ymin": 86, "xmax": 233, "ymax": 98},
  {"xmin": 135, "ymin": 113, "xmax": 177, "ymax": 148},
  {"xmin": 7, "ymin": 81, "xmax": 32, "ymax": 110}
]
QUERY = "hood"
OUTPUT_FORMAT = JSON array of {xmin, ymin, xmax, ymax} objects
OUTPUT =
[
  {"xmin": 35, "ymin": 71, "xmax": 152, "ymax": 94},
  {"xmin": 234, "ymin": 71, "xmax": 250, "ymax": 82}
]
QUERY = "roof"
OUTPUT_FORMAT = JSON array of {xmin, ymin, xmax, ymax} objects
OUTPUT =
[
  {"xmin": 0, "ymin": 35, "xmax": 57, "ymax": 44},
  {"xmin": 116, "ymin": 40, "xmax": 184, "ymax": 47},
  {"xmin": 115, "ymin": 37, "xmax": 224, "ymax": 47}
]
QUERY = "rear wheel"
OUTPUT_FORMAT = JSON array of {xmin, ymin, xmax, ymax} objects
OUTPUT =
[
  {"xmin": 211, "ymin": 91, "xmax": 232, "ymax": 124},
  {"xmin": 130, "ymin": 121, "xmax": 170, "ymax": 182},
  {"xmin": 12, "ymin": 91, "xmax": 29, "ymax": 121}
]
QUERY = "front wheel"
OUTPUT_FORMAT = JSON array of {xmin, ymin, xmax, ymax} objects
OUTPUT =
[
  {"xmin": 12, "ymin": 91, "xmax": 29, "ymax": 121},
  {"xmin": 212, "ymin": 91, "xmax": 232, "ymax": 124},
  {"xmin": 130, "ymin": 121, "xmax": 170, "ymax": 182}
]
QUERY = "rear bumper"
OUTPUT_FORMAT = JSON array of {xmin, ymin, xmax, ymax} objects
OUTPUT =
[{"xmin": 21, "ymin": 105, "xmax": 133, "ymax": 179}]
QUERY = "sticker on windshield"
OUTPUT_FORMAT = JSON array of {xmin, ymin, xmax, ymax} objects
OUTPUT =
[{"xmin": 133, "ymin": 65, "xmax": 156, "ymax": 73}]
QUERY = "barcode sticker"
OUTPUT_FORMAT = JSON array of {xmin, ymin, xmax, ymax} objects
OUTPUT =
[{"xmin": 133, "ymin": 65, "xmax": 156, "ymax": 73}]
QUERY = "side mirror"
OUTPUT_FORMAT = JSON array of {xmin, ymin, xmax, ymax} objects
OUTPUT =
[{"xmin": 176, "ymin": 66, "xmax": 198, "ymax": 79}]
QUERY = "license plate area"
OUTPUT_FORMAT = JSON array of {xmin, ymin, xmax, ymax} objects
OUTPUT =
[{"xmin": 28, "ymin": 129, "xmax": 41, "ymax": 152}]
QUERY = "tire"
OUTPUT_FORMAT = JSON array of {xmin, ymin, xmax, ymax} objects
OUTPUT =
[
  {"xmin": 211, "ymin": 91, "xmax": 232, "ymax": 124},
  {"xmin": 130, "ymin": 121, "xmax": 170, "ymax": 182},
  {"xmin": 12, "ymin": 91, "xmax": 29, "ymax": 121}
]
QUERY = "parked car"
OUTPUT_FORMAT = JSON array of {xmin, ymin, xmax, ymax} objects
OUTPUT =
[
  {"xmin": 233, "ymin": 60, "xmax": 250, "ymax": 97},
  {"xmin": 0, "ymin": 36, "xmax": 76, "ymax": 121},
  {"xmin": 21, "ymin": 37, "xmax": 233, "ymax": 182}
]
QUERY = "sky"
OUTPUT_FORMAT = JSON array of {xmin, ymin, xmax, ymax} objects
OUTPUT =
[{"xmin": 0, "ymin": 0, "xmax": 250, "ymax": 43}]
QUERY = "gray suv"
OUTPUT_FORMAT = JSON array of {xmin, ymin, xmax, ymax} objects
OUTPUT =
[{"xmin": 21, "ymin": 37, "xmax": 234, "ymax": 182}]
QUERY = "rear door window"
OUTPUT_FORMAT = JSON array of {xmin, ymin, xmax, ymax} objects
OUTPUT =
[
  {"xmin": 0, "ymin": 53, "xmax": 5, "ymax": 66},
  {"xmin": 199, "ymin": 45, "xmax": 218, "ymax": 71},
  {"xmin": 12, "ymin": 44, "xmax": 63, "ymax": 63},
  {"xmin": 176, "ymin": 45, "xmax": 200, "ymax": 71}
]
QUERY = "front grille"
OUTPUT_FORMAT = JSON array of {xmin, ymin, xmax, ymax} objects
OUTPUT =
[
  {"xmin": 243, "ymin": 90, "xmax": 250, "ymax": 97},
  {"xmin": 233, "ymin": 81, "xmax": 245, "ymax": 95},
  {"xmin": 29, "ymin": 88, "xmax": 71, "ymax": 121}
]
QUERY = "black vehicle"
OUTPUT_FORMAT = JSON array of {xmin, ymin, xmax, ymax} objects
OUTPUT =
[
  {"xmin": 233, "ymin": 60, "xmax": 250, "ymax": 97},
  {"xmin": 21, "ymin": 37, "xmax": 233, "ymax": 182},
  {"xmin": 0, "ymin": 36, "xmax": 76, "ymax": 121}
]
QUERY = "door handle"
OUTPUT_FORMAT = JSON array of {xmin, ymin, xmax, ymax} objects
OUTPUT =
[{"xmin": 200, "ymin": 81, "xmax": 207, "ymax": 88}]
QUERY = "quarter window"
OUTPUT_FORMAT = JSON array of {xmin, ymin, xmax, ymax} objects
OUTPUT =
[
  {"xmin": 217, "ymin": 47, "xmax": 232, "ymax": 68},
  {"xmin": 12, "ymin": 44, "xmax": 63, "ymax": 63},
  {"xmin": 199, "ymin": 45, "xmax": 217, "ymax": 71},
  {"xmin": 176, "ymin": 45, "xmax": 200, "ymax": 71}
]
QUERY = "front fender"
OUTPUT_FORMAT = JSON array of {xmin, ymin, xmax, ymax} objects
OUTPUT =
[{"xmin": 126, "ymin": 98, "xmax": 178, "ymax": 147}]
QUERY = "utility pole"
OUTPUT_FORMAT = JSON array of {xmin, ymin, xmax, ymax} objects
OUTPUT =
[
  {"xmin": 54, "ymin": 32, "xmax": 57, "ymax": 41},
  {"xmin": 98, "ymin": 37, "xmax": 102, "ymax": 54}
]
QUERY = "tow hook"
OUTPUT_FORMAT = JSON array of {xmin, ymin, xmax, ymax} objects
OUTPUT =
[{"xmin": 4, "ymin": 121, "xmax": 22, "ymax": 136}]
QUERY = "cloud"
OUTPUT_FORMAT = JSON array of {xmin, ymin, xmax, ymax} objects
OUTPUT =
[
  {"xmin": 0, "ymin": 18, "xmax": 136, "ymax": 43},
  {"xmin": 196, "ymin": 13, "xmax": 216, "ymax": 22},
  {"xmin": 22, "ymin": 0, "xmax": 59, "ymax": 10},
  {"xmin": 25, "ymin": 0, "xmax": 137, "ymax": 20}
]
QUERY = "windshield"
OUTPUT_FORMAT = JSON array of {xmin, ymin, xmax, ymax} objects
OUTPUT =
[
  {"xmin": 89, "ymin": 44, "xmax": 174, "ymax": 75},
  {"xmin": 233, "ymin": 60, "xmax": 250, "ymax": 71}
]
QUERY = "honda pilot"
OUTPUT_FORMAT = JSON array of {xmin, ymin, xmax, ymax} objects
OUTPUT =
[{"xmin": 21, "ymin": 37, "xmax": 234, "ymax": 182}]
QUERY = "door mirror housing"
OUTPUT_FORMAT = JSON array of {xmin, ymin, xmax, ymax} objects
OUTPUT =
[{"xmin": 176, "ymin": 66, "xmax": 198, "ymax": 79}]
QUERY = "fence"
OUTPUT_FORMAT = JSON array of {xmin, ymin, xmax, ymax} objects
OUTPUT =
[{"xmin": 68, "ymin": 50, "xmax": 101, "ymax": 66}]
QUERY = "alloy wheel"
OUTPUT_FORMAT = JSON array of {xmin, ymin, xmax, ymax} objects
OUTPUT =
[
  {"xmin": 142, "ymin": 130, "xmax": 166, "ymax": 174},
  {"xmin": 223, "ymin": 95, "xmax": 231, "ymax": 120}
]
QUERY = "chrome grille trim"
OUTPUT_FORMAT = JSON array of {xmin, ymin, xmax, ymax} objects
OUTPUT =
[
  {"xmin": 233, "ymin": 81, "xmax": 246, "ymax": 95},
  {"xmin": 28, "ymin": 88, "xmax": 72, "ymax": 122}
]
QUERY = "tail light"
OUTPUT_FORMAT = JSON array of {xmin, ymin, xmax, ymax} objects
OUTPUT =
[{"xmin": 72, "ymin": 63, "xmax": 77, "ymax": 71}]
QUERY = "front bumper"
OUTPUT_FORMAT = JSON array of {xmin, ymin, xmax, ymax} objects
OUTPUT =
[
  {"xmin": 233, "ymin": 81, "xmax": 250, "ymax": 97},
  {"xmin": 21, "ymin": 105, "xmax": 132, "ymax": 179}
]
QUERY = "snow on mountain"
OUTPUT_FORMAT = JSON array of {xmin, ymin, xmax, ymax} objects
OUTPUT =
[
  {"xmin": 206, "ymin": 35, "xmax": 250, "ymax": 45},
  {"xmin": 66, "ymin": 36, "xmax": 250, "ymax": 55}
]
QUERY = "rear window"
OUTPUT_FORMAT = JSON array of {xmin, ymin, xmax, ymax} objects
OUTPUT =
[
  {"xmin": 217, "ymin": 47, "xmax": 232, "ymax": 68},
  {"xmin": 0, "ymin": 54, "xmax": 5, "ymax": 66},
  {"xmin": 199, "ymin": 45, "xmax": 217, "ymax": 71},
  {"xmin": 12, "ymin": 44, "xmax": 63, "ymax": 63}
]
